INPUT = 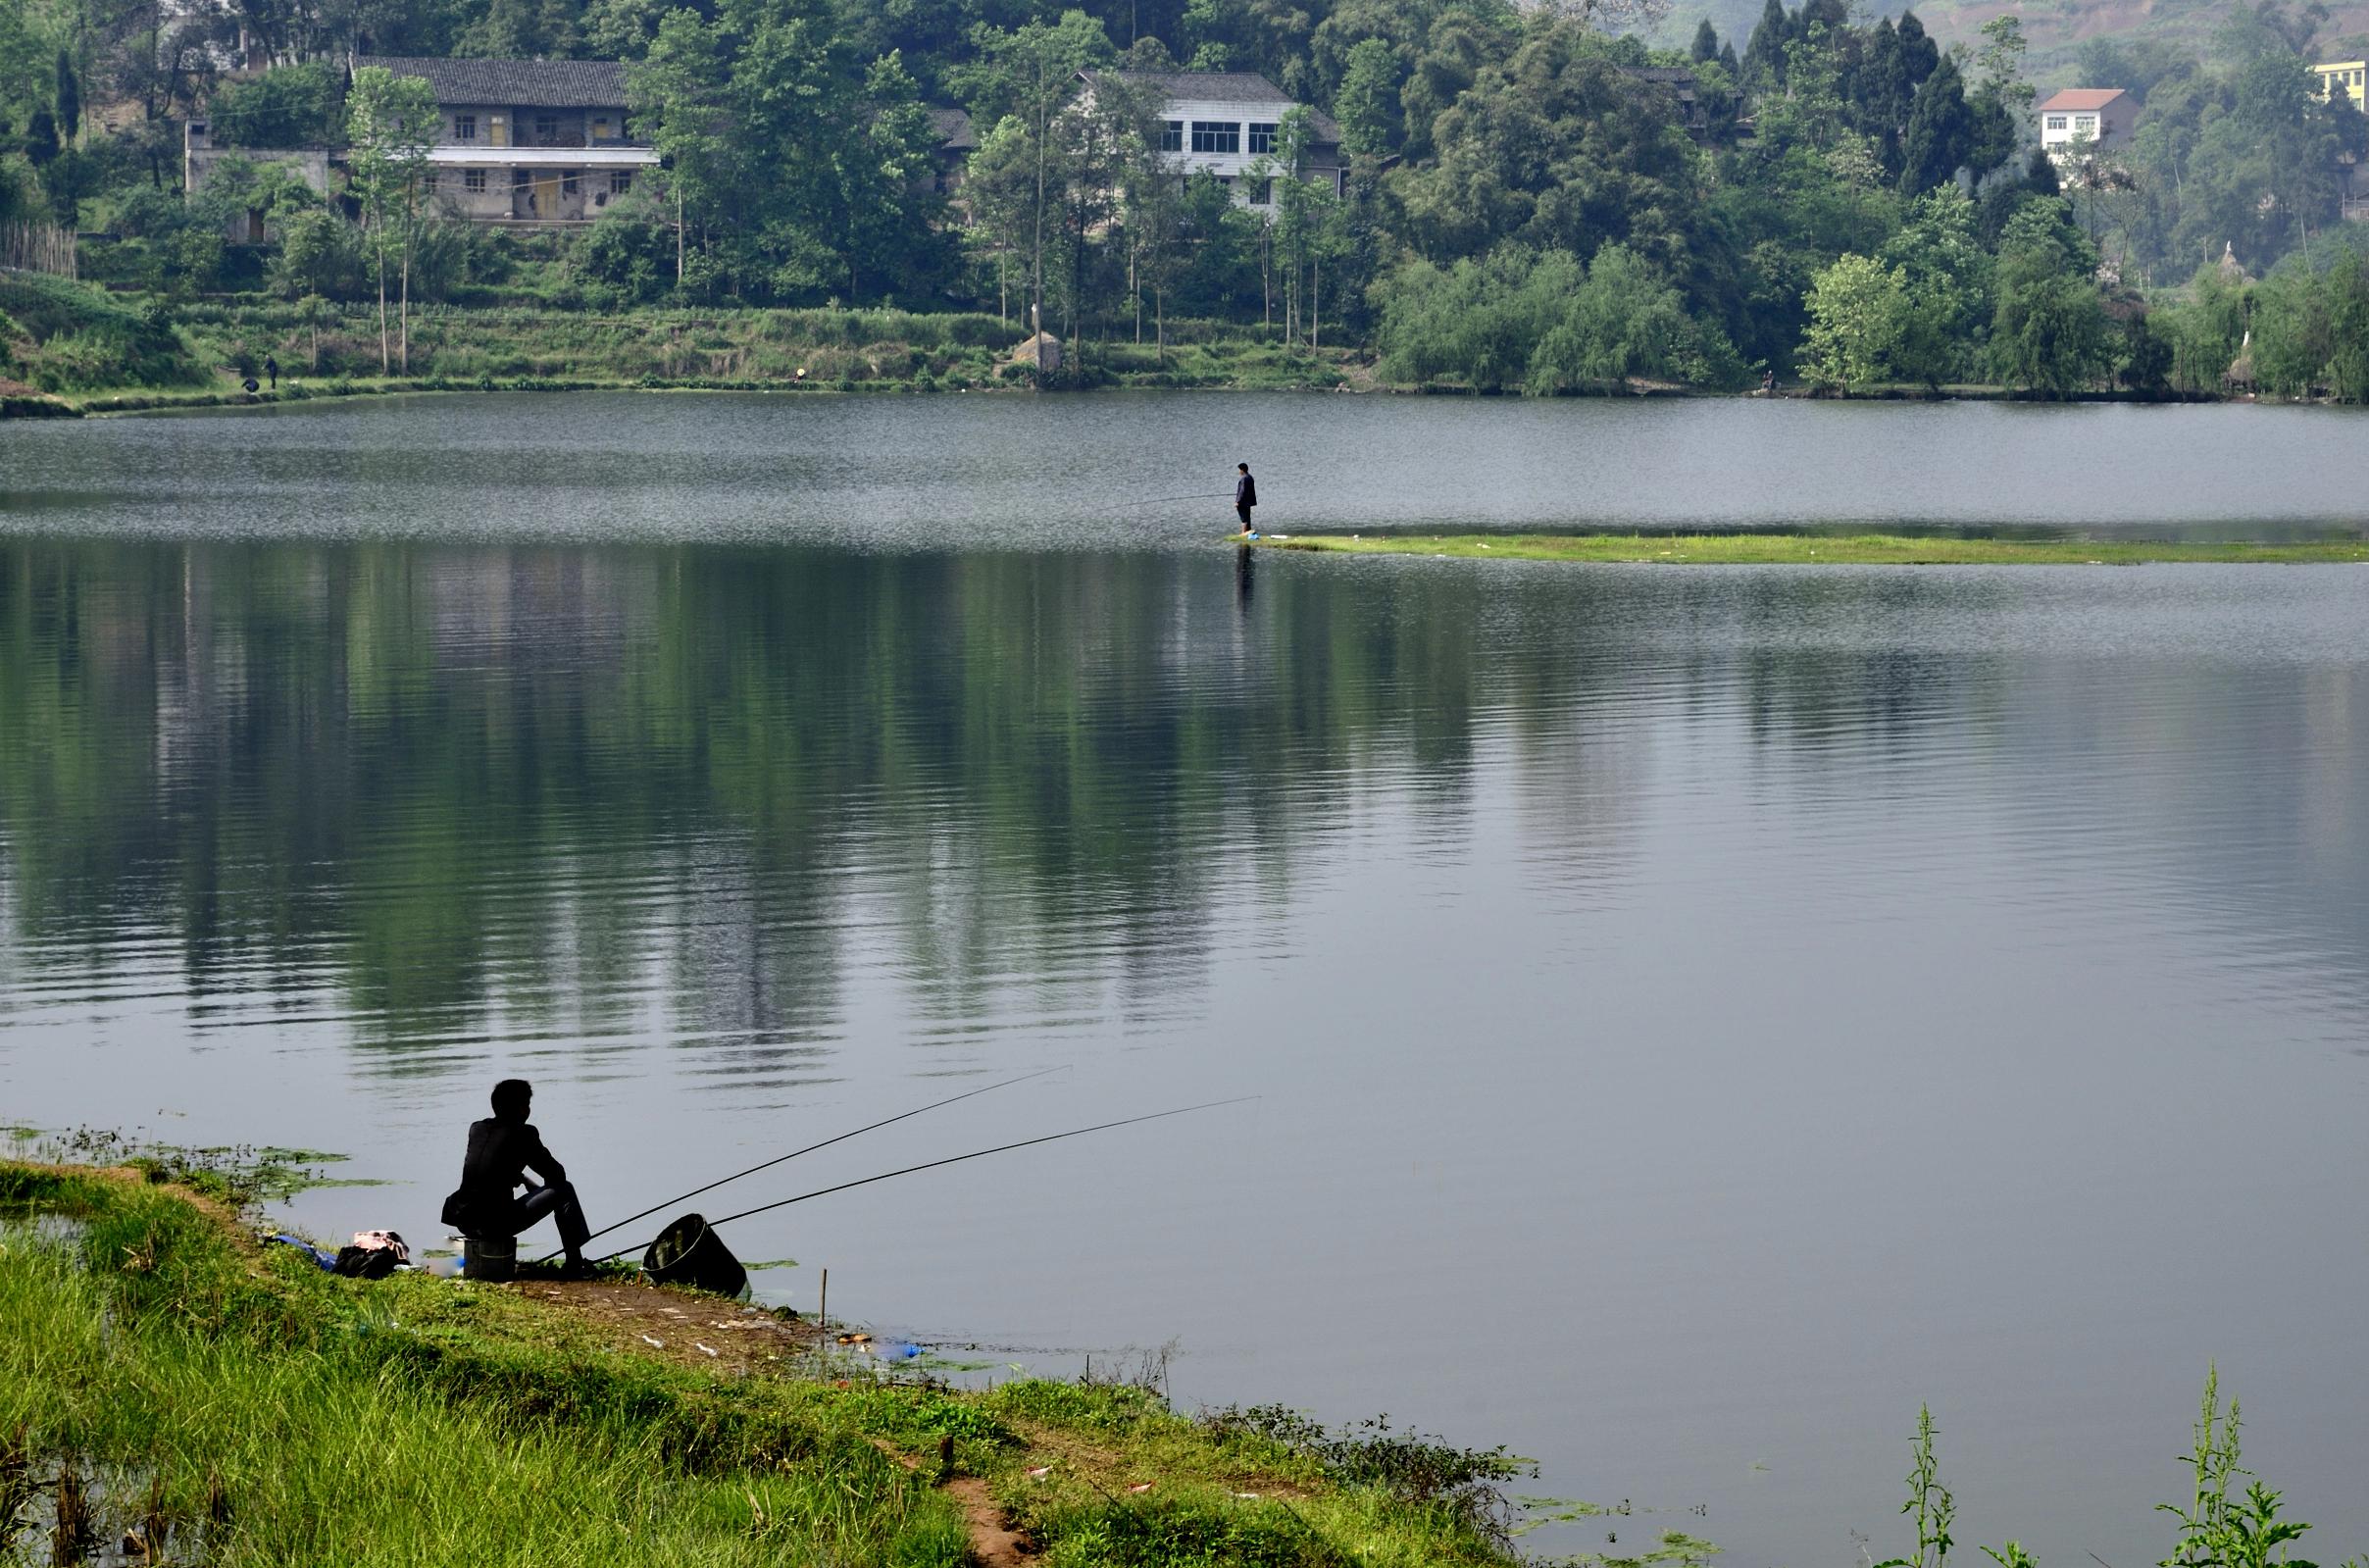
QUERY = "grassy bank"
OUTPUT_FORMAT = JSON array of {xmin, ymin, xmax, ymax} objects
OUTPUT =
[
  {"xmin": 0, "ymin": 1158, "xmax": 1529, "ymax": 1567},
  {"xmin": 0, "ymin": 274, "xmax": 1354, "ymax": 414},
  {"xmin": 1263, "ymin": 533, "xmax": 2369, "ymax": 565}
]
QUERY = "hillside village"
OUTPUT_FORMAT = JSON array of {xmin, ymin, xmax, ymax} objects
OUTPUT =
[{"xmin": 5, "ymin": 0, "xmax": 2369, "ymax": 401}]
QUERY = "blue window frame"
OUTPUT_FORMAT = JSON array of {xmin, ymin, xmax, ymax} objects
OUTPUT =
[
  {"xmin": 1161, "ymin": 120, "xmax": 1184, "ymax": 152},
  {"xmin": 1247, "ymin": 122, "xmax": 1277, "ymax": 155}
]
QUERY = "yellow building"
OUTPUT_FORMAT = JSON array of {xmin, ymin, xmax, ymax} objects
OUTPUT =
[{"xmin": 2311, "ymin": 60, "xmax": 2366, "ymax": 109}]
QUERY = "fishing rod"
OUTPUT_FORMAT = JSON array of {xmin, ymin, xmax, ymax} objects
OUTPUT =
[
  {"xmin": 595, "ymin": 1094, "xmax": 1255, "ymax": 1265},
  {"xmin": 534, "ymin": 1066, "xmax": 1066, "ymax": 1263},
  {"xmin": 1127, "ymin": 490, "xmax": 1234, "ymax": 506}
]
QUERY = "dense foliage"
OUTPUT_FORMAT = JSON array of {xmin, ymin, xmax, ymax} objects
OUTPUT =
[{"xmin": 3, "ymin": 0, "xmax": 2367, "ymax": 392}]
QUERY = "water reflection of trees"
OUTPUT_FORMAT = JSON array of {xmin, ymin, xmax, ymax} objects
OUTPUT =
[
  {"xmin": 0, "ymin": 542, "xmax": 1633, "ymax": 1075},
  {"xmin": 4, "ymin": 544, "xmax": 2360, "ymax": 1073}
]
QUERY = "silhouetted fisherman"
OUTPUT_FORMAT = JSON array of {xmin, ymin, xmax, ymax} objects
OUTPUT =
[
  {"xmin": 1235, "ymin": 463, "xmax": 1258, "ymax": 536},
  {"xmin": 440, "ymin": 1078, "xmax": 592, "ymax": 1275}
]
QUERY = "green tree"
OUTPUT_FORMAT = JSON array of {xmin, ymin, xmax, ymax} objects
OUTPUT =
[
  {"xmin": 1335, "ymin": 35, "xmax": 1402, "ymax": 158},
  {"xmin": 1799, "ymin": 251, "xmax": 1907, "ymax": 392},
  {"xmin": 1880, "ymin": 187, "xmax": 1991, "ymax": 386},
  {"xmin": 54, "ymin": 50, "xmax": 78, "ymax": 146},
  {"xmin": 209, "ymin": 64, "xmax": 344, "ymax": 148},
  {"xmin": 1898, "ymin": 55, "xmax": 1973, "ymax": 194},
  {"xmin": 344, "ymin": 64, "xmax": 438, "ymax": 374},
  {"xmin": 1990, "ymin": 200, "xmax": 2111, "ymax": 395}
]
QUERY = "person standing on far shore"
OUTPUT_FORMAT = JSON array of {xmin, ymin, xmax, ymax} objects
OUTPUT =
[{"xmin": 1235, "ymin": 463, "xmax": 1258, "ymax": 537}]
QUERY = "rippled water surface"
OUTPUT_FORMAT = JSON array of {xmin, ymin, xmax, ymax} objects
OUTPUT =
[{"xmin": 4, "ymin": 394, "xmax": 2366, "ymax": 1566}]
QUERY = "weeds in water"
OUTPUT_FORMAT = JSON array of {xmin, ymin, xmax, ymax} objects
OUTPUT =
[
  {"xmin": 50, "ymin": 1458, "xmax": 92, "ymax": 1565},
  {"xmin": 1081, "ymin": 1340, "xmax": 1177, "ymax": 1402},
  {"xmin": 1199, "ymin": 1403, "xmax": 1535, "ymax": 1548},
  {"xmin": 19, "ymin": 1128, "xmax": 356, "ymax": 1212},
  {"xmin": 1561, "ymin": 1529, "xmax": 1724, "ymax": 1568}
]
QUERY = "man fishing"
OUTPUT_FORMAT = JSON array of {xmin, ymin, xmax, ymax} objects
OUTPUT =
[
  {"xmin": 1235, "ymin": 463, "xmax": 1259, "ymax": 538},
  {"xmin": 441, "ymin": 1078, "xmax": 593, "ymax": 1276}
]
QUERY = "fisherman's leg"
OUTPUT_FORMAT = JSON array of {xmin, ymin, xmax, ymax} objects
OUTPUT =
[
  {"xmin": 513, "ymin": 1182, "xmax": 590, "ymax": 1262},
  {"xmin": 550, "ymin": 1181, "xmax": 591, "ymax": 1258}
]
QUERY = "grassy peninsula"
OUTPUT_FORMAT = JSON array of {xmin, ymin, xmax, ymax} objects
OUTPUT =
[
  {"xmin": 0, "ymin": 1155, "xmax": 1532, "ymax": 1568},
  {"xmin": 1264, "ymin": 533, "xmax": 2369, "ymax": 565}
]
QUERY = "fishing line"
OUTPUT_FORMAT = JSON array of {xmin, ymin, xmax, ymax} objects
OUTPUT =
[
  {"xmin": 534, "ymin": 1065, "xmax": 1067, "ymax": 1263},
  {"xmin": 594, "ymin": 1094, "xmax": 1255, "ymax": 1265},
  {"xmin": 1126, "ymin": 490, "xmax": 1234, "ymax": 506}
]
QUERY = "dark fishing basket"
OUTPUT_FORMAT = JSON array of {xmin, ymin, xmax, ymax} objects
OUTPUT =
[{"xmin": 643, "ymin": 1213, "xmax": 748, "ymax": 1297}]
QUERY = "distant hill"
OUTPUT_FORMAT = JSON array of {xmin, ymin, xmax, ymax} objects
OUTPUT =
[{"xmin": 1662, "ymin": 0, "xmax": 2369, "ymax": 87}]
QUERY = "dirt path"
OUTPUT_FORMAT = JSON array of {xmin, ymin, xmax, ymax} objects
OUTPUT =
[
  {"xmin": 513, "ymin": 1287, "xmax": 1038, "ymax": 1566},
  {"xmin": 945, "ymin": 1477, "xmax": 1036, "ymax": 1567}
]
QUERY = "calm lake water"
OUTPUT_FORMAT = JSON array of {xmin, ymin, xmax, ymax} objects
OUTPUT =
[{"xmin": 4, "ymin": 393, "xmax": 2366, "ymax": 1566}]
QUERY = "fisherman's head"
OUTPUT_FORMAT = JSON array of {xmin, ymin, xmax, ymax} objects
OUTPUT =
[
  {"xmin": 1237, "ymin": 463, "xmax": 1249, "ymax": 473},
  {"xmin": 490, "ymin": 1079, "xmax": 532, "ymax": 1123}
]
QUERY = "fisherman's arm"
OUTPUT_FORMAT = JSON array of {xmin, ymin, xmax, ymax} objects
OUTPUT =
[{"xmin": 522, "ymin": 1128, "xmax": 568, "ymax": 1187}]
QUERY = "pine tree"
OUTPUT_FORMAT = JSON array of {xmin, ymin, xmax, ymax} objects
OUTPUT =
[
  {"xmin": 25, "ymin": 107, "xmax": 59, "ymax": 167},
  {"xmin": 54, "ymin": 51, "xmax": 79, "ymax": 146},
  {"xmin": 1897, "ymin": 55, "xmax": 1973, "ymax": 194},
  {"xmin": 1690, "ymin": 19, "xmax": 1720, "ymax": 64},
  {"xmin": 2025, "ymin": 144, "xmax": 2060, "ymax": 197},
  {"xmin": 1742, "ymin": 0, "xmax": 1789, "ymax": 88},
  {"xmin": 1895, "ymin": 12, "xmax": 1939, "ymax": 92}
]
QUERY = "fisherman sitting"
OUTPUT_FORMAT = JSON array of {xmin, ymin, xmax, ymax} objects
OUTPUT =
[{"xmin": 441, "ymin": 1078, "xmax": 594, "ymax": 1277}]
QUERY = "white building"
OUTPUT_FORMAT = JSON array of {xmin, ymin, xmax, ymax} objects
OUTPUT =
[
  {"xmin": 2037, "ymin": 88, "xmax": 2133, "ymax": 165},
  {"xmin": 366, "ymin": 57, "xmax": 662, "ymax": 225},
  {"xmin": 1083, "ymin": 70, "xmax": 1343, "ymax": 207}
]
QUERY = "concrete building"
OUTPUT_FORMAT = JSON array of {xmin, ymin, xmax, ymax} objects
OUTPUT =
[
  {"xmin": 1082, "ymin": 70, "xmax": 1343, "ymax": 206},
  {"xmin": 182, "ymin": 121, "xmax": 335, "ymax": 239},
  {"xmin": 364, "ymin": 56, "xmax": 661, "ymax": 225},
  {"xmin": 2037, "ymin": 88, "xmax": 2133, "ymax": 164},
  {"xmin": 2312, "ymin": 60, "xmax": 2366, "ymax": 109}
]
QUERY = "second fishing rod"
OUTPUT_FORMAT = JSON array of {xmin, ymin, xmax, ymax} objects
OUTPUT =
[{"xmin": 533, "ymin": 1065, "xmax": 1067, "ymax": 1264}]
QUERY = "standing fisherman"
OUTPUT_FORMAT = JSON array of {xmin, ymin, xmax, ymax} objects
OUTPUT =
[
  {"xmin": 441, "ymin": 1078, "xmax": 594, "ymax": 1276},
  {"xmin": 1235, "ymin": 463, "xmax": 1259, "ymax": 538}
]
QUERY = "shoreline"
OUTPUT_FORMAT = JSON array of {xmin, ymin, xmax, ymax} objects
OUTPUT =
[
  {"xmin": 0, "ymin": 1154, "xmax": 1532, "ymax": 1567},
  {"xmin": 9, "ymin": 373, "xmax": 2293, "ymax": 419},
  {"xmin": 1258, "ymin": 532, "xmax": 2369, "ymax": 566}
]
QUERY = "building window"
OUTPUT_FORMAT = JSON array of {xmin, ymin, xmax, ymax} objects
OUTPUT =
[
  {"xmin": 2075, "ymin": 115, "xmax": 2095, "ymax": 129},
  {"xmin": 514, "ymin": 168, "xmax": 532, "ymax": 187},
  {"xmin": 610, "ymin": 170, "xmax": 631, "ymax": 194},
  {"xmin": 455, "ymin": 113, "xmax": 477, "ymax": 140},
  {"xmin": 562, "ymin": 171, "xmax": 580, "ymax": 195},
  {"xmin": 2044, "ymin": 115, "xmax": 2067, "ymax": 130},
  {"xmin": 534, "ymin": 113, "xmax": 558, "ymax": 142},
  {"xmin": 1250, "ymin": 177, "xmax": 1273, "ymax": 203},
  {"xmin": 1161, "ymin": 119, "xmax": 1183, "ymax": 152},
  {"xmin": 464, "ymin": 169, "xmax": 486, "ymax": 191},
  {"xmin": 1190, "ymin": 121, "xmax": 1239, "ymax": 154},
  {"xmin": 1247, "ymin": 122, "xmax": 1277, "ymax": 155}
]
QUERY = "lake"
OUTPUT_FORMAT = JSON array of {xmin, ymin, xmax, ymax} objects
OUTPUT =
[{"xmin": 3, "ymin": 392, "xmax": 2365, "ymax": 1567}]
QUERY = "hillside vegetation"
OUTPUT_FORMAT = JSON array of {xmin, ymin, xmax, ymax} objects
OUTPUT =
[{"xmin": 4, "ymin": 0, "xmax": 2367, "ymax": 400}]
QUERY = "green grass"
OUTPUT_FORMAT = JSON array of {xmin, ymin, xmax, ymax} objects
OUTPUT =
[
  {"xmin": 1264, "ymin": 532, "xmax": 2369, "ymax": 566},
  {"xmin": 1, "ymin": 292, "xmax": 1353, "ymax": 413},
  {"xmin": 0, "ymin": 1161, "xmax": 1526, "ymax": 1567}
]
